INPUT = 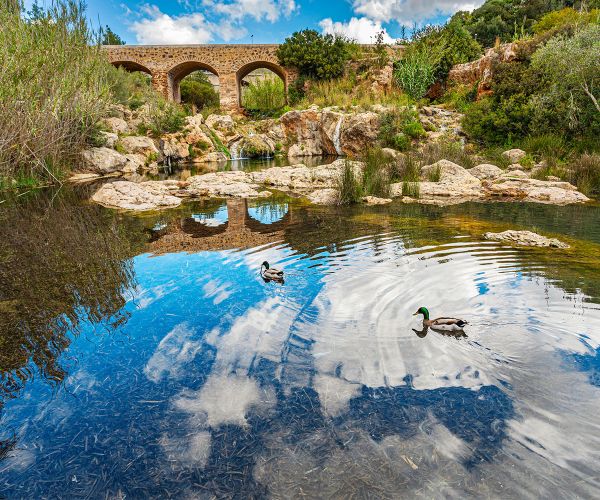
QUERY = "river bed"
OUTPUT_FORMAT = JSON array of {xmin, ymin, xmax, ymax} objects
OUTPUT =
[{"xmin": 1, "ymin": 184, "xmax": 600, "ymax": 498}]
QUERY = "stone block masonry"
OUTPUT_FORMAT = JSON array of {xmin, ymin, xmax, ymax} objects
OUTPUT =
[{"xmin": 102, "ymin": 44, "xmax": 299, "ymax": 110}]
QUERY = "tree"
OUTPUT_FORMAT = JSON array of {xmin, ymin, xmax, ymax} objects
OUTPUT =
[
  {"xmin": 180, "ymin": 71, "xmax": 219, "ymax": 110},
  {"xmin": 101, "ymin": 25, "xmax": 125, "ymax": 45},
  {"xmin": 531, "ymin": 24, "xmax": 600, "ymax": 117},
  {"xmin": 276, "ymin": 29, "xmax": 353, "ymax": 80}
]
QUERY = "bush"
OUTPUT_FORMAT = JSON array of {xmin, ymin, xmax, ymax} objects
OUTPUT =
[
  {"xmin": 569, "ymin": 153, "xmax": 600, "ymax": 195},
  {"xmin": 141, "ymin": 97, "xmax": 187, "ymax": 136},
  {"xmin": 277, "ymin": 30, "xmax": 354, "ymax": 80},
  {"xmin": 393, "ymin": 47, "xmax": 436, "ymax": 100},
  {"xmin": 534, "ymin": 8, "xmax": 600, "ymax": 34},
  {"xmin": 0, "ymin": 1, "xmax": 113, "ymax": 186},
  {"xmin": 336, "ymin": 160, "xmax": 362, "ymax": 205},
  {"xmin": 180, "ymin": 72, "xmax": 219, "ymax": 111},
  {"xmin": 241, "ymin": 77, "xmax": 286, "ymax": 116},
  {"xmin": 379, "ymin": 108, "xmax": 423, "ymax": 149},
  {"xmin": 108, "ymin": 67, "xmax": 153, "ymax": 109}
]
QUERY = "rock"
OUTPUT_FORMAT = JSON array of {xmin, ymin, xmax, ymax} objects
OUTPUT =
[
  {"xmin": 469, "ymin": 164, "xmax": 503, "ymax": 180},
  {"xmin": 381, "ymin": 148, "xmax": 405, "ymax": 162},
  {"xmin": 99, "ymin": 131, "xmax": 118, "ymax": 149},
  {"xmin": 421, "ymin": 160, "xmax": 482, "ymax": 188},
  {"xmin": 307, "ymin": 189, "xmax": 339, "ymax": 205},
  {"xmin": 123, "ymin": 154, "xmax": 147, "ymax": 174},
  {"xmin": 160, "ymin": 135, "xmax": 190, "ymax": 160},
  {"xmin": 321, "ymin": 110, "xmax": 345, "ymax": 155},
  {"xmin": 103, "ymin": 117, "xmax": 129, "ymax": 134},
  {"xmin": 185, "ymin": 113, "xmax": 204, "ymax": 128},
  {"xmin": 186, "ymin": 171, "xmax": 261, "ymax": 198},
  {"xmin": 205, "ymin": 114, "xmax": 235, "ymax": 133},
  {"xmin": 502, "ymin": 149, "xmax": 527, "ymax": 164},
  {"xmin": 362, "ymin": 196, "xmax": 392, "ymax": 205},
  {"xmin": 448, "ymin": 43, "xmax": 518, "ymax": 99},
  {"xmin": 486, "ymin": 178, "xmax": 590, "ymax": 205},
  {"xmin": 81, "ymin": 147, "xmax": 128, "ymax": 174},
  {"xmin": 547, "ymin": 176, "xmax": 562, "ymax": 182},
  {"xmin": 196, "ymin": 152, "xmax": 228, "ymax": 163},
  {"xmin": 91, "ymin": 181, "xmax": 182, "ymax": 211},
  {"xmin": 484, "ymin": 230, "xmax": 570, "ymax": 249},
  {"xmin": 120, "ymin": 136, "xmax": 159, "ymax": 156},
  {"xmin": 236, "ymin": 134, "xmax": 274, "ymax": 158},
  {"xmin": 340, "ymin": 112, "xmax": 379, "ymax": 157},
  {"xmin": 281, "ymin": 108, "xmax": 324, "ymax": 157}
]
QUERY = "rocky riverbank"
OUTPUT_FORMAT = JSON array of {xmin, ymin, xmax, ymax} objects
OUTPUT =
[{"xmin": 91, "ymin": 156, "xmax": 589, "ymax": 211}]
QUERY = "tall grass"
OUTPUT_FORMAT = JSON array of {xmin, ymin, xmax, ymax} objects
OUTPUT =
[
  {"xmin": 0, "ymin": 1, "xmax": 114, "ymax": 186},
  {"xmin": 298, "ymin": 77, "xmax": 411, "ymax": 110},
  {"xmin": 569, "ymin": 153, "xmax": 600, "ymax": 195},
  {"xmin": 418, "ymin": 140, "xmax": 476, "ymax": 169},
  {"xmin": 242, "ymin": 77, "xmax": 286, "ymax": 116}
]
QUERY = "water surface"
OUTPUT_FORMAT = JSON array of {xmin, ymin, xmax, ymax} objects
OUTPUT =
[{"xmin": 1, "ymin": 186, "xmax": 600, "ymax": 498}]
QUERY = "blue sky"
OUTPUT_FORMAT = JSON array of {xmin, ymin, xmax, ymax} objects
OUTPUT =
[{"xmin": 26, "ymin": 0, "xmax": 484, "ymax": 44}]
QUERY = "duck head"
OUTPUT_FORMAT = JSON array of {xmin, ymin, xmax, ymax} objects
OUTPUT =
[{"xmin": 413, "ymin": 307, "xmax": 430, "ymax": 320}]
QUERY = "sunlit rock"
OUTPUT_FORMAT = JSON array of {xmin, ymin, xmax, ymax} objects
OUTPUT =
[
  {"xmin": 120, "ymin": 136, "xmax": 159, "ymax": 157},
  {"xmin": 81, "ymin": 147, "xmax": 128, "ymax": 174},
  {"xmin": 469, "ymin": 163, "xmax": 503, "ymax": 180},
  {"xmin": 91, "ymin": 180, "xmax": 182, "ymax": 211},
  {"xmin": 502, "ymin": 149, "xmax": 527, "ymax": 164},
  {"xmin": 485, "ymin": 230, "xmax": 570, "ymax": 249}
]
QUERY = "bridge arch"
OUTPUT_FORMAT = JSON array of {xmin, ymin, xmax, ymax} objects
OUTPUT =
[
  {"xmin": 111, "ymin": 60, "xmax": 152, "ymax": 74},
  {"xmin": 236, "ymin": 61, "xmax": 288, "ymax": 108},
  {"xmin": 168, "ymin": 61, "xmax": 220, "ymax": 103}
]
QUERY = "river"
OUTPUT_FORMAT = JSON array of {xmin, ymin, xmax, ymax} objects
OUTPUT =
[{"xmin": 1, "ymin": 181, "xmax": 600, "ymax": 498}]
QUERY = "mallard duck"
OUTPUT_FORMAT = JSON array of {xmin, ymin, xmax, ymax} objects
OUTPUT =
[
  {"xmin": 261, "ymin": 261, "xmax": 284, "ymax": 283},
  {"xmin": 413, "ymin": 307, "xmax": 468, "ymax": 332}
]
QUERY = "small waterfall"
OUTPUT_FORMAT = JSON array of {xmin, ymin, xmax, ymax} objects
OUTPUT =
[
  {"xmin": 229, "ymin": 138, "xmax": 247, "ymax": 160},
  {"xmin": 333, "ymin": 115, "xmax": 344, "ymax": 156}
]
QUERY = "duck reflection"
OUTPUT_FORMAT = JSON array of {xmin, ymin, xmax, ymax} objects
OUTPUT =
[{"xmin": 412, "ymin": 325, "xmax": 468, "ymax": 339}]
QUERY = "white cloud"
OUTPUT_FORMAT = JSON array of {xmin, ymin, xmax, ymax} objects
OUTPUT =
[
  {"xmin": 205, "ymin": 0, "xmax": 297, "ymax": 23},
  {"xmin": 130, "ymin": 5, "xmax": 216, "ymax": 44},
  {"xmin": 352, "ymin": 0, "xmax": 483, "ymax": 26},
  {"xmin": 319, "ymin": 17, "xmax": 395, "ymax": 44}
]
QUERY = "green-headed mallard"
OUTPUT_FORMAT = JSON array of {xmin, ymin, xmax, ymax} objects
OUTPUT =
[
  {"xmin": 413, "ymin": 307, "xmax": 468, "ymax": 332},
  {"xmin": 261, "ymin": 261, "xmax": 284, "ymax": 283}
]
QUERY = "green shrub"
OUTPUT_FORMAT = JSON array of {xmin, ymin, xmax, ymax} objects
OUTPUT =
[
  {"xmin": 108, "ymin": 67, "xmax": 153, "ymax": 110},
  {"xmin": 569, "ymin": 153, "xmax": 600, "ymax": 195},
  {"xmin": 0, "ymin": 0, "xmax": 114, "ymax": 185},
  {"xmin": 442, "ymin": 83, "xmax": 478, "ymax": 112},
  {"xmin": 336, "ymin": 160, "xmax": 362, "ymax": 205},
  {"xmin": 362, "ymin": 148, "xmax": 392, "ymax": 198},
  {"xmin": 143, "ymin": 97, "xmax": 187, "ymax": 136},
  {"xmin": 277, "ymin": 29, "xmax": 354, "ymax": 80},
  {"xmin": 393, "ymin": 47, "xmax": 436, "ymax": 100},
  {"xmin": 534, "ymin": 8, "xmax": 600, "ymax": 35},
  {"xmin": 521, "ymin": 134, "xmax": 569, "ymax": 161},
  {"xmin": 180, "ymin": 73, "xmax": 219, "ymax": 111},
  {"xmin": 403, "ymin": 121, "xmax": 427, "ymax": 139},
  {"xmin": 392, "ymin": 134, "xmax": 411, "ymax": 151},
  {"xmin": 241, "ymin": 77, "xmax": 286, "ymax": 116}
]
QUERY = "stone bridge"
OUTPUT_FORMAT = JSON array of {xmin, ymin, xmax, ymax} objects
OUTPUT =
[{"xmin": 102, "ymin": 44, "xmax": 298, "ymax": 110}]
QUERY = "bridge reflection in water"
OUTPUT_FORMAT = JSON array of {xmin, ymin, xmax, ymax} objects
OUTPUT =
[{"xmin": 148, "ymin": 198, "xmax": 294, "ymax": 254}]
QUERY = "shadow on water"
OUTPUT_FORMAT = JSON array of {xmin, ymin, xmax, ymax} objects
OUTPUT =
[{"xmin": 1, "ymin": 188, "xmax": 600, "ymax": 498}]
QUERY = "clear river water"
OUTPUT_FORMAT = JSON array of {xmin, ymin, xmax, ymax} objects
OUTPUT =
[{"xmin": 1, "ymin": 178, "xmax": 600, "ymax": 498}]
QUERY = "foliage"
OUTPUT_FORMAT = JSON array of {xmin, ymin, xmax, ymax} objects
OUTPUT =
[
  {"xmin": 297, "ymin": 78, "xmax": 410, "ymax": 110},
  {"xmin": 277, "ymin": 29, "xmax": 355, "ymax": 80},
  {"xmin": 0, "ymin": 0, "xmax": 114, "ymax": 187},
  {"xmin": 533, "ymin": 8, "xmax": 600, "ymax": 34},
  {"xmin": 569, "ymin": 153, "xmax": 600, "ymax": 194},
  {"xmin": 180, "ymin": 71, "xmax": 219, "ymax": 111},
  {"xmin": 140, "ymin": 97, "xmax": 187, "ymax": 136},
  {"xmin": 530, "ymin": 25, "xmax": 600, "ymax": 135},
  {"xmin": 373, "ymin": 30, "xmax": 389, "ymax": 68},
  {"xmin": 241, "ymin": 76, "xmax": 286, "ymax": 116},
  {"xmin": 393, "ymin": 47, "xmax": 436, "ymax": 100},
  {"xmin": 336, "ymin": 160, "xmax": 363, "ymax": 205},
  {"xmin": 378, "ymin": 108, "xmax": 423, "ymax": 150},
  {"xmin": 362, "ymin": 148, "xmax": 393, "ymax": 198},
  {"xmin": 418, "ymin": 140, "xmax": 477, "ymax": 169},
  {"xmin": 107, "ymin": 66, "xmax": 153, "ymax": 109},
  {"xmin": 101, "ymin": 25, "xmax": 125, "ymax": 45},
  {"xmin": 442, "ymin": 83, "xmax": 478, "ymax": 112}
]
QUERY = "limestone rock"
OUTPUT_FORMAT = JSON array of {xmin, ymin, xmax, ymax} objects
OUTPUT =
[
  {"xmin": 120, "ymin": 136, "xmax": 159, "ymax": 156},
  {"xmin": 103, "ymin": 117, "xmax": 129, "ymax": 134},
  {"xmin": 68, "ymin": 173, "xmax": 101, "ymax": 183},
  {"xmin": 81, "ymin": 147, "xmax": 128, "ymax": 174},
  {"xmin": 339, "ymin": 112, "xmax": 380, "ymax": 157},
  {"xmin": 362, "ymin": 196, "xmax": 393, "ymax": 205},
  {"xmin": 502, "ymin": 149, "xmax": 527, "ymax": 164},
  {"xmin": 484, "ymin": 230, "xmax": 570, "ymax": 249},
  {"xmin": 307, "ymin": 189, "xmax": 339, "ymax": 205},
  {"xmin": 160, "ymin": 135, "xmax": 191, "ymax": 160},
  {"xmin": 205, "ymin": 114, "xmax": 235, "ymax": 133},
  {"xmin": 123, "ymin": 154, "xmax": 147, "ymax": 174},
  {"xmin": 99, "ymin": 131, "xmax": 118, "ymax": 149},
  {"xmin": 381, "ymin": 148, "xmax": 405, "ymax": 162},
  {"xmin": 186, "ymin": 171, "xmax": 261, "ymax": 198},
  {"xmin": 196, "ymin": 152, "xmax": 228, "ymax": 163},
  {"xmin": 420, "ymin": 160, "xmax": 482, "ymax": 198},
  {"xmin": 281, "ymin": 108, "xmax": 324, "ymax": 157},
  {"xmin": 486, "ymin": 178, "xmax": 590, "ymax": 205},
  {"xmin": 500, "ymin": 169, "xmax": 530, "ymax": 179},
  {"xmin": 469, "ymin": 164, "xmax": 503, "ymax": 180},
  {"xmin": 91, "ymin": 181, "xmax": 182, "ymax": 211}
]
